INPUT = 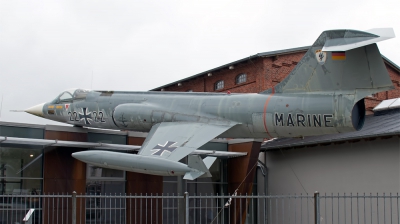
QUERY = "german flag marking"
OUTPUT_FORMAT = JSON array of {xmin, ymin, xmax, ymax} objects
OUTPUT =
[{"xmin": 332, "ymin": 51, "xmax": 346, "ymax": 60}]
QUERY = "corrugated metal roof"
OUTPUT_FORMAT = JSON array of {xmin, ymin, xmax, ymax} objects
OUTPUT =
[
  {"xmin": 150, "ymin": 47, "xmax": 400, "ymax": 91},
  {"xmin": 261, "ymin": 110, "xmax": 400, "ymax": 151}
]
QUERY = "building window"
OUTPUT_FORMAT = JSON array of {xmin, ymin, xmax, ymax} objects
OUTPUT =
[
  {"xmin": 0, "ymin": 146, "xmax": 43, "ymax": 195},
  {"xmin": 214, "ymin": 80, "xmax": 224, "ymax": 90},
  {"xmin": 86, "ymin": 164, "xmax": 125, "ymax": 222},
  {"xmin": 236, "ymin": 73, "xmax": 247, "ymax": 84}
]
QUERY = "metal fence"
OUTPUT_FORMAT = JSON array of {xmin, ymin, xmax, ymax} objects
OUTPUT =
[{"xmin": 1, "ymin": 192, "xmax": 400, "ymax": 224}]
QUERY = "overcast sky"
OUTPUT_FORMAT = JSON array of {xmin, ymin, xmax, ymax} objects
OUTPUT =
[{"xmin": 1, "ymin": 0, "xmax": 399, "ymax": 125}]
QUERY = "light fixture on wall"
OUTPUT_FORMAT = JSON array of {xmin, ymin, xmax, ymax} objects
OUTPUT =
[
  {"xmin": 208, "ymin": 73, "xmax": 212, "ymax": 77},
  {"xmin": 160, "ymin": 88, "xmax": 165, "ymax": 91},
  {"xmin": 229, "ymin": 65, "xmax": 234, "ymax": 70},
  {"xmin": 178, "ymin": 83, "xmax": 182, "ymax": 86}
]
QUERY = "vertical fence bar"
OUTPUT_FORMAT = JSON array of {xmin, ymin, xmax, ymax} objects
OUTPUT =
[
  {"xmin": 140, "ymin": 193, "xmax": 143, "ymax": 224},
  {"xmin": 135, "ymin": 194, "xmax": 137, "ymax": 224},
  {"xmin": 257, "ymin": 194, "xmax": 260, "ymax": 224},
  {"xmin": 146, "ymin": 193, "xmax": 148, "ymax": 224},
  {"xmin": 390, "ymin": 193, "xmax": 392, "ymax": 224},
  {"xmin": 307, "ymin": 193, "xmax": 310, "ymax": 224},
  {"xmin": 351, "ymin": 193, "xmax": 353, "ymax": 224},
  {"xmin": 384, "ymin": 193, "xmax": 386, "ymax": 224},
  {"xmin": 357, "ymin": 193, "xmax": 360, "ymax": 224},
  {"xmin": 156, "ymin": 194, "xmax": 158, "ymax": 224},
  {"xmin": 397, "ymin": 193, "xmax": 399, "ymax": 224},
  {"xmin": 364, "ymin": 193, "xmax": 366, "ymax": 224},
  {"xmin": 217, "ymin": 193, "xmax": 220, "ymax": 224},
  {"xmin": 241, "ymin": 194, "xmax": 243, "ymax": 224},
  {"xmin": 350, "ymin": 192, "xmax": 358, "ymax": 224},
  {"xmin": 80, "ymin": 193, "xmax": 82, "ymax": 224},
  {"xmin": 338, "ymin": 193, "xmax": 340, "ymax": 224},
  {"xmin": 377, "ymin": 193, "xmax": 379, "ymax": 224},
  {"xmin": 72, "ymin": 191, "xmax": 76, "ymax": 224},
  {"xmin": 184, "ymin": 192, "xmax": 189, "ymax": 224},
  {"xmin": 199, "ymin": 193, "xmax": 202, "ymax": 223},
  {"xmin": 283, "ymin": 195, "xmax": 285, "ymax": 224},
  {"xmin": 314, "ymin": 191, "xmax": 320, "ymax": 224},
  {"xmin": 300, "ymin": 193, "xmax": 303, "ymax": 224},
  {"xmin": 324, "ymin": 193, "xmax": 326, "ymax": 224},
  {"xmin": 62, "ymin": 193, "xmax": 64, "ymax": 224},
  {"xmin": 264, "ymin": 195, "xmax": 266, "ymax": 224},
  {"xmin": 120, "ymin": 193, "xmax": 123, "ymax": 224},
  {"xmin": 295, "ymin": 194, "xmax": 297, "ymax": 224},
  {"xmin": 371, "ymin": 193, "xmax": 373, "ymax": 224},
  {"xmin": 229, "ymin": 196, "xmax": 231, "ymax": 224},
  {"xmin": 343, "ymin": 193, "xmax": 346, "ymax": 224},
  {"xmin": 331, "ymin": 193, "xmax": 334, "ymax": 224},
  {"xmin": 221, "ymin": 195, "xmax": 224, "ymax": 223},
  {"xmin": 289, "ymin": 194, "xmax": 291, "ymax": 224},
  {"xmin": 275, "ymin": 196, "xmax": 278, "ymax": 224}
]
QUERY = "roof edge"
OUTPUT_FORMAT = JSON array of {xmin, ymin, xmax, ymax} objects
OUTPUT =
[
  {"xmin": 150, "ymin": 46, "xmax": 310, "ymax": 91},
  {"xmin": 382, "ymin": 55, "xmax": 400, "ymax": 73},
  {"xmin": 261, "ymin": 132, "xmax": 400, "ymax": 151}
]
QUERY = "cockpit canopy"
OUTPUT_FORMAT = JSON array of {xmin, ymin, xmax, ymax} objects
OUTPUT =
[{"xmin": 51, "ymin": 88, "xmax": 91, "ymax": 104}]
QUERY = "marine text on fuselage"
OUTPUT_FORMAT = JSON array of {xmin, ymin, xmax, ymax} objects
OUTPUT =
[{"xmin": 274, "ymin": 113, "xmax": 333, "ymax": 127}]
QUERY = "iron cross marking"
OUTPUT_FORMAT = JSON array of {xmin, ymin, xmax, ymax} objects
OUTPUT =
[
  {"xmin": 79, "ymin": 108, "xmax": 92, "ymax": 124},
  {"xmin": 151, "ymin": 141, "xmax": 178, "ymax": 156}
]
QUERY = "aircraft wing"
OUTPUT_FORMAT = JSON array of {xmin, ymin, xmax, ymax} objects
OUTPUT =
[
  {"xmin": 138, "ymin": 122, "xmax": 237, "ymax": 162},
  {"xmin": 0, "ymin": 136, "xmax": 247, "ymax": 157}
]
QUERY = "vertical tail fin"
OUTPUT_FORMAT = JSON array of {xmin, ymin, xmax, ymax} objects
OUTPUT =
[{"xmin": 262, "ymin": 28, "xmax": 395, "ymax": 101}]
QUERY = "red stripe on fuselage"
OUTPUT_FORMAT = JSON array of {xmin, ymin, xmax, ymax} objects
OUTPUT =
[{"xmin": 262, "ymin": 87, "xmax": 275, "ymax": 138}]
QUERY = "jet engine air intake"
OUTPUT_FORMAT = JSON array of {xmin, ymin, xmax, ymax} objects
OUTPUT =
[{"xmin": 351, "ymin": 99, "xmax": 365, "ymax": 131}]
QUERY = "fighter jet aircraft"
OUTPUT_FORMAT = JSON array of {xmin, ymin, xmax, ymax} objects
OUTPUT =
[{"xmin": 25, "ymin": 28, "xmax": 395, "ymax": 179}]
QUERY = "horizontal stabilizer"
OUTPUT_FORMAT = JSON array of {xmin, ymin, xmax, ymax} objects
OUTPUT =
[
  {"xmin": 322, "ymin": 28, "xmax": 395, "ymax": 52},
  {"xmin": 183, "ymin": 171, "xmax": 205, "ymax": 180},
  {"xmin": 183, "ymin": 155, "xmax": 217, "ymax": 180},
  {"xmin": 203, "ymin": 156, "xmax": 217, "ymax": 169},
  {"xmin": 187, "ymin": 155, "xmax": 209, "ymax": 173}
]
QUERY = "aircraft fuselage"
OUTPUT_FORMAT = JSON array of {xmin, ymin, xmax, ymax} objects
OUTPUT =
[{"xmin": 42, "ymin": 90, "xmax": 362, "ymax": 138}]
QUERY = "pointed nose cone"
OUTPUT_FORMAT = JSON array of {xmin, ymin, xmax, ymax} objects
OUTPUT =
[
  {"xmin": 72, "ymin": 151, "xmax": 99, "ymax": 162},
  {"xmin": 72, "ymin": 151, "xmax": 90, "ymax": 161},
  {"xmin": 25, "ymin": 103, "xmax": 45, "ymax": 118}
]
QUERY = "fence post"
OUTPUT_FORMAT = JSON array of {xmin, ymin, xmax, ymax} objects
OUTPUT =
[
  {"xmin": 184, "ymin": 192, "xmax": 189, "ymax": 224},
  {"xmin": 314, "ymin": 191, "xmax": 320, "ymax": 224},
  {"xmin": 72, "ymin": 191, "xmax": 76, "ymax": 224}
]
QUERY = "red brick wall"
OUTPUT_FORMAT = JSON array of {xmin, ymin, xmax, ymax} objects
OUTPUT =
[
  {"xmin": 262, "ymin": 52, "xmax": 304, "ymax": 91},
  {"xmin": 161, "ymin": 52, "xmax": 400, "ymax": 113},
  {"xmin": 164, "ymin": 58, "xmax": 265, "ymax": 93},
  {"xmin": 365, "ymin": 64, "xmax": 400, "ymax": 113}
]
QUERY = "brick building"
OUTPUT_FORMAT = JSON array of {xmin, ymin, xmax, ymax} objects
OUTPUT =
[{"xmin": 152, "ymin": 46, "xmax": 400, "ymax": 114}]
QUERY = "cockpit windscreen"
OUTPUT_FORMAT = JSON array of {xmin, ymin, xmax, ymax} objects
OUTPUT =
[{"xmin": 51, "ymin": 89, "xmax": 91, "ymax": 103}]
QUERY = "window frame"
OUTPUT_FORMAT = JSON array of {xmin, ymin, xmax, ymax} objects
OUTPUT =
[
  {"xmin": 235, "ymin": 73, "xmax": 247, "ymax": 84},
  {"xmin": 86, "ymin": 164, "xmax": 126, "ymax": 181},
  {"xmin": 214, "ymin": 80, "xmax": 224, "ymax": 90}
]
